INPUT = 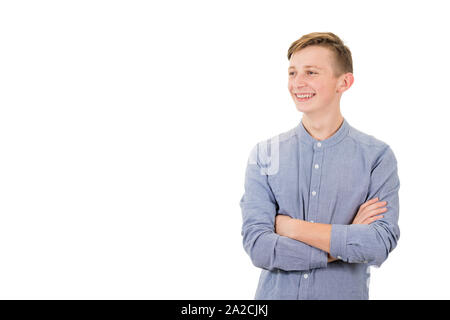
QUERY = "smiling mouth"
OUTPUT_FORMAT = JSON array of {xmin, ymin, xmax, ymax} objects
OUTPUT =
[{"xmin": 294, "ymin": 93, "xmax": 316, "ymax": 102}]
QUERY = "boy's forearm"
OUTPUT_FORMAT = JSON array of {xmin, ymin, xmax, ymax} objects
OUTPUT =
[
  {"xmin": 289, "ymin": 219, "xmax": 332, "ymax": 254},
  {"xmin": 275, "ymin": 215, "xmax": 338, "ymax": 260}
]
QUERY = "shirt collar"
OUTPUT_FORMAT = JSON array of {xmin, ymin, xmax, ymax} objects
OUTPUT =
[{"xmin": 295, "ymin": 117, "xmax": 350, "ymax": 150}]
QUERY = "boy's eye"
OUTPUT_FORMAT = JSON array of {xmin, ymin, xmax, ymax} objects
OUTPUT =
[{"xmin": 289, "ymin": 71, "xmax": 317, "ymax": 76}]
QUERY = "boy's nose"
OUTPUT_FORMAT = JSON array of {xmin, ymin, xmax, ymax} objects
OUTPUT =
[{"xmin": 293, "ymin": 76, "xmax": 308, "ymax": 85}]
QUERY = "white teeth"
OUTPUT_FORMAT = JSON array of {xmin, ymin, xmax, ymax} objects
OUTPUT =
[{"xmin": 296, "ymin": 93, "xmax": 314, "ymax": 98}]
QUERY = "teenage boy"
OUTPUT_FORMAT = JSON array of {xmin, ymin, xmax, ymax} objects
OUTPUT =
[{"xmin": 239, "ymin": 32, "xmax": 400, "ymax": 300}]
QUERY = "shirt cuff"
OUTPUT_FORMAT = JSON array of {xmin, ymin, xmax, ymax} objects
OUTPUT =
[
  {"xmin": 309, "ymin": 246, "xmax": 328, "ymax": 269},
  {"xmin": 330, "ymin": 224, "xmax": 348, "ymax": 261}
]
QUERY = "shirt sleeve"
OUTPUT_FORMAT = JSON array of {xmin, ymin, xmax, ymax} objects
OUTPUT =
[
  {"xmin": 240, "ymin": 143, "xmax": 328, "ymax": 272},
  {"xmin": 329, "ymin": 145, "xmax": 400, "ymax": 267}
]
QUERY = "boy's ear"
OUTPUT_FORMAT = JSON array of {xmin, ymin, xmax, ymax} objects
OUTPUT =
[{"xmin": 339, "ymin": 72, "xmax": 354, "ymax": 92}]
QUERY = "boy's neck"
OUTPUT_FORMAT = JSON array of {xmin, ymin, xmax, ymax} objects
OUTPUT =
[{"xmin": 301, "ymin": 110, "xmax": 344, "ymax": 141}]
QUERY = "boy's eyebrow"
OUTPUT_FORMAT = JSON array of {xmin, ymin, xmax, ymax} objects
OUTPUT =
[{"xmin": 288, "ymin": 65, "xmax": 322, "ymax": 70}]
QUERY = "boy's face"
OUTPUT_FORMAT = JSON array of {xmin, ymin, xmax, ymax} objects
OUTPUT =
[{"xmin": 288, "ymin": 45, "xmax": 350, "ymax": 115}]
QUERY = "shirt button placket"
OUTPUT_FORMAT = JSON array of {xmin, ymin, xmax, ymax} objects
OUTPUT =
[
  {"xmin": 308, "ymin": 142, "xmax": 323, "ymax": 223},
  {"xmin": 298, "ymin": 271, "xmax": 310, "ymax": 299},
  {"xmin": 300, "ymin": 141, "xmax": 323, "ymax": 300}
]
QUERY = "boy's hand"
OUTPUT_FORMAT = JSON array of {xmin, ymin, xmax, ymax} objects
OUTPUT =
[
  {"xmin": 274, "ymin": 214, "xmax": 295, "ymax": 238},
  {"xmin": 327, "ymin": 254, "xmax": 339, "ymax": 262},
  {"xmin": 352, "ymin": 197, "xmax": 387, "ymax": 225}
]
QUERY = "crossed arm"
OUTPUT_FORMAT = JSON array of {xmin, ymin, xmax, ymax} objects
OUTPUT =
[
  {"xmin": 274, "ymin": 197, "xmax": 387, "ymax": 262},
  {"xmin": 241, "ymin": 144, "xmax": 400, "ymax": 271}
]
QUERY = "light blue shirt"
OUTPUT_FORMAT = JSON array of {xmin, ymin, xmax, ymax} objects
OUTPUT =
[{"xmin": 239, "ymin": 117, "xmax": 400, "ymax": 300}]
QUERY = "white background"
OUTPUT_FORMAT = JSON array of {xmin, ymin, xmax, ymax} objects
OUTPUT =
[{"xmin": 0, "ymin": 0, "xmax": 449, "ymax": 299}]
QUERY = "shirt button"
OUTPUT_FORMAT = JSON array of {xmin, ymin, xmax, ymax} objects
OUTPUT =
[
  {"xmin": 311, "ymin": 191, "xmax": 317, "ymax": 196},
  {"xmin": 317, "ymin": 142, "xmax": 322, "ymax": 147},
  {"xmin": 303, "ymin": 274, "xmax": 309, "ymax": 279},
  {"xmin": 314, "ymin": 164, "xmax": 319, "ymax": 169}
]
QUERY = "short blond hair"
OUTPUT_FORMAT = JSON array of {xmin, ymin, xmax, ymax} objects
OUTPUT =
[{"xmin": 287, "ymin": 32, "xmax": 353, "ymax": 78}]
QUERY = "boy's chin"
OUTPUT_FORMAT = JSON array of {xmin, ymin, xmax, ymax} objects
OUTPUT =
[{"xmin": 295, "ymin": 103, "xmax": 317, "ymax": 113}]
